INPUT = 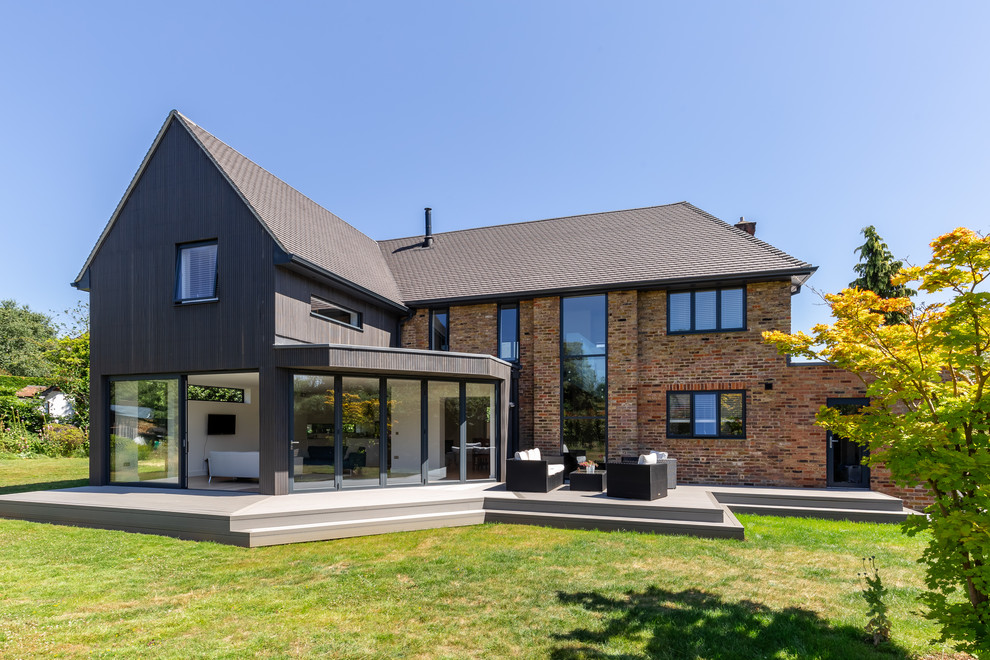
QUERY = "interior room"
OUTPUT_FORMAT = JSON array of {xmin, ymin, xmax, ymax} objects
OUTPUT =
[{"xmin": 187, "ymin": 372, "xmax": 260, "ymax": 492}]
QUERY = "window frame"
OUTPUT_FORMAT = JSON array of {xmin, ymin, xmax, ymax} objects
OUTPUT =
[
  {"xmin": 430, "ymin": 309, "xmax": 450, "ymax": 351},
  {"xmin": 497, "ymin": 303, "xmax": 519, "ymax": 362},
  {"xmin": 310, "ymin": 295, "xmax": 363, "ymax": 330},
  {"xmin": 666, "ymin": 389, "xmax": 746, "ymax": 439},
  {"xmin": 560, "ymin": 294, "xmax": 608, "ymax": 460},
  {"xmin": 666, "ymin": 286, "xmax": 747, "ymax": 334},
  {"xmin": 174, "ymin": 240, "xmax": 219, "ymax": 304}
]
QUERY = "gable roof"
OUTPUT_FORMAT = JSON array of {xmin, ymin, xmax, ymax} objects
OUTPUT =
[
  {"xmin": 74, "ymin": 111, "xmax": 405, "ymax": 309},
  {"xmin": 377, "ymin": 203, "xmax": 816, "ymax": 305},
  {"xmin": 76, "ymin": 112, "xmax": 815, "ymax": 311}
]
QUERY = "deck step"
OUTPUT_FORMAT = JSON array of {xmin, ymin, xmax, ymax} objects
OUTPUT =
[
  {"xmin": 229, "ymin": 496, "xmax": 485, "ymax": 532},
  {"xmin": 483, "ymin": 497, "xmax": 725, "ymax": 523},
  {"xmin": 485, "ymin": 509, "xmax": 744, "ymax": 540},
  {"xmin": 723, "ymin": 502, "xmax": 918, "ymax": 523},
  {"xmin": 711, "ymin": 490, "xmax": 905, "ymax": 512},
  {"xmin": 239, "ymin": 509, "xmax": 487, "ymax": 547}
]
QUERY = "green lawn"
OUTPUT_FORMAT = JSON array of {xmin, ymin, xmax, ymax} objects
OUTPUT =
[
  {"xmin": 0, "ymin": 456, "xmax": 89, "ymax": 494},
  {"xmin": 0, "ymin": 458, "xmax": 964, "ymax": 659}
]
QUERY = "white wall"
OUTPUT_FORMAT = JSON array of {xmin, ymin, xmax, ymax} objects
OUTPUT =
[{"xmin": 187, "ymin": 397, "xmax": 260, "ymax": 477}]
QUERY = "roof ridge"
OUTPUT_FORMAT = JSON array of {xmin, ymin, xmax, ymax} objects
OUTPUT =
[
  {"xmin": 377, "ymin": 201, "xmax": 694, "ymax": 243},
  {"xmin": 172, "ymin": 113, "xmax": 366, "ymax": 242},
  {"xmin": 679, "ymin": 202, "xmax": 812, "ymax": 268}
]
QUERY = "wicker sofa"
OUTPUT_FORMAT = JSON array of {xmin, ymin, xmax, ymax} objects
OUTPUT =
[{"xmin": 505, "ymin": 449, "xmax": 566, "ymax": 492}]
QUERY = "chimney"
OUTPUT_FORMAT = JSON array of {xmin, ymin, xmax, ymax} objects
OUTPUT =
[
  {"xmin": 423, "ymin": 207, "xmax": 434, "ymax": 247},
  {"xmin": 734, "ymin": 216, "xmax": 756, "ymax": 236}
]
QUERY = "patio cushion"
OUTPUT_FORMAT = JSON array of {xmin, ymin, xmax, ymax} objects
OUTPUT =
[
  {"xmin": 547, "ymin": 464, "xmax": 565, "ymax": 476},
  {"xmin": 638, "ymin": 453, "xmax": 658, "ymax": 464},
  {"xmin": 514, "ymin": 451, "xmax": 524, "ymax": 460},
  {"xmin": 531, "ymin": 448, "xmax": 541, "ymax": 461},
  {"xmin": 651, "ymin": 451, "xmax": 668, "ymax": 460}
]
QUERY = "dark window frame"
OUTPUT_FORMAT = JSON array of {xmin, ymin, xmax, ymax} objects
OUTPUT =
[
  {"xmin": 174, "ymin": 239, "xmax": 219, "ymax": 304},
  {"xmin": 559, "ymin": 294, "xmax": 608, "ymax": 459},
  {"xmin": 666, "ymin": 389, "xmax": 746, "ymax": 439},
  {"xmin": 497, "ymin": 303, "xmax": 520, "ymax": 362},
  {"xmin": 430, "ymin": 309, "xmax": 450, "ymax": 351},
  {"xmin": 666, "ymin": 286, "xmax": 747, "ymax": 334},
  {"xmin": 310, "ymin": 295, "xmax": 363, "ymax": 330}
]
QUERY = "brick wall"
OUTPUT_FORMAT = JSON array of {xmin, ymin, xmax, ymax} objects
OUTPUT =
[
  {"xmin": 607, "ymin": 291, "xmax": 638, "ymax": 457},
  {"xmin": 403, "ymin": 282, "xmax": 933, "ymax": 508},
  {"xmin": 518, "ymin": 300, "xmax": 535, "ymax": 448},
  {"xmin": 401, "ymin": 309, "xmax": 429, "ymax": 350},
  {"xmin": 449, "ymin": 303, "xmax": 497, "ymax": 355},
  {"xmin": 532, "ymin": 297, "xmax": 560, "ymax": 452}
]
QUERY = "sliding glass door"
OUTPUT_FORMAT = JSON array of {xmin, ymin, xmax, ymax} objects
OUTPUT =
[{"xmin": 109, "ymin": 377, "xmax": 184, "ymax": 486}]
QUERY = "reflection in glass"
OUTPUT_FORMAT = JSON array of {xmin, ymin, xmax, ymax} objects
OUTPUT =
[
  {"xmin": 668, "ymin": 392, "xmax": 692, "ymax": 436},
  {"xmin": 563, "ymin": 418, "xmax": 606, "ymax": 464},
  {"xmin": 498, "ymin": 304, "xmax": 519, "ymax": 361},
  {"xmin": 562, "ymin": 356, "xmax": 606, "ymax": 417},
  {"xmin": 387, "ymin": 379, "xmax": 421, "ymax": 485},
  {"xmin": 720, "ymin": 392, "xmax": 744, "ymax": 436},
  {"xmin": 431, "ymin": 310, "xmax": 449, "ymax": 351},
  {"xmin": 110, "ymin": 379, "xmax": 180, "ymax": 484},
  {"xmin": 562, "ymin": 295, "xmax": 606, "ymax": 356},
  {"xmin": 293, "ymin": 374, "xmax": 336, "ymax": 490},
  {"xmin": 341, "ymin": 377, "xmax": 380, "ymax": 488},
  {"xmin": 466, "ymin": 382, "xmax": 495, "ymax": 480},
  {"xmin": 427, "ymin": 381, "xmax": 460, "ymax": 482}
]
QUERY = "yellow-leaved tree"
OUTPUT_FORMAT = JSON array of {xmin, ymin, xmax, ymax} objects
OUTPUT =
[{"xmin": 764, "ymin": 228, "xmax": 989, "ymax": 657}]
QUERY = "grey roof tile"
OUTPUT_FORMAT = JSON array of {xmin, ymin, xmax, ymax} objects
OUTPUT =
[
  {"xmin": 377, "ymin": 203, "xmax": 815, "ymax": 304},
  {"xmin": 175, "ymin": 113, "xmax": 405, "ymax": 306}
]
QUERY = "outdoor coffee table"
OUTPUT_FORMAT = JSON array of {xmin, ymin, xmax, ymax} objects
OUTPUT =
[{"xmin": 569, "ymin": 470, "xmax": 606, "ymax": 492}]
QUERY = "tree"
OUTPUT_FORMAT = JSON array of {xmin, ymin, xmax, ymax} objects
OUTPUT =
[
  {"xmin": 0, "ymin": 299, "xmax": 57, "ymax": 376},
  {"xmin": 850, "ymin": 225, "xmax": 917, "ymax": 324},
  {"xmin": 44, "ymin": 332, "xmax": 89, "ymax": 431},
  {"xmin": 44, "ymin": 302, "xmax": 90, "ymax": 430},
  {"xmin": 764, "ymin": 228, "xmax": 989, "ymax": 656}
]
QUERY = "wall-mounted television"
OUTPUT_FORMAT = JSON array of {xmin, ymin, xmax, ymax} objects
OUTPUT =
[{"xmin": 207, "ymin": 413, "xmax": 236, "ymax": 435}]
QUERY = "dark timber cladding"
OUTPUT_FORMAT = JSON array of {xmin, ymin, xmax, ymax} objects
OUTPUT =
[{"xmin": 84, "ymin": 118, "xmax": 284, "ymax": 491}]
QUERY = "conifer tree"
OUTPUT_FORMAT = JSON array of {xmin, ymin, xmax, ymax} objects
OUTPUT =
[{"xmin": 850, "ymin": 226, "xmax": 916, "ymax": 323}]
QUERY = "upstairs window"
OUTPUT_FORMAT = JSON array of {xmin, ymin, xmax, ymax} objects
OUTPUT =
[
  {"xmin": 311, "ymin": 296, "xmax": 362, "ymax": 329},
  {"xmin": 667, "ymin": 390, "xmax": 745, "ymax": 438},
  {"xmin": 668, "ymin": 287, "xmax": 745, "ymax": 333},
  {"xmin": 430, "ymin": 309, "xmax": 449, "ymax": 351},
  {"xmin": 498, "ymin": 304, "xmax": 519, "ymax": 361},
  {"xmin": 175, "ymin": 241, "xmax": 218, "ymax": 303}
]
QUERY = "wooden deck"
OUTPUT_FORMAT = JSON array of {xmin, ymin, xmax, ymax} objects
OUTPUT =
[{"xmin": 0, "ymin": 482, "xmax": 918, "ymax": 547}]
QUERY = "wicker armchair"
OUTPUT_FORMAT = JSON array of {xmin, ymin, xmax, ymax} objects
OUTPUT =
[
  {"xmin": 505, "ymin": 455, "xmax": 566, "ymax": 492},
  {"xmin": 604, "ymin": 462, "xmax": 668, "ymax": 500}
]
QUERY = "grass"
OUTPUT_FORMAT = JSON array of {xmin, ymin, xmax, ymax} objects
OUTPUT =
[
  {"xmin": 0, "ymin": 458, "xmax": 964, "ymax": 659},
  {"xmin": 0, "ymin": 456, "xmax": 88, "ymax": 494}
]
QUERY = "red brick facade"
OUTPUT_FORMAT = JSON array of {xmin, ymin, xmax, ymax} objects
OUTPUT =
[{"xmin": 401, "ymin": 281, "xmax": 932, "ymax": 507}]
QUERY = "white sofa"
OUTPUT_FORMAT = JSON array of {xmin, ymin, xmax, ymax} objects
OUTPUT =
[{"xmin": 209, "ymin": 451, "xmax": 260, "ymax": 482}]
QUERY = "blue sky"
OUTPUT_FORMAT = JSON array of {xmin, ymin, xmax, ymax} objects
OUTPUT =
[{"xmin": 1, "ymin": 1, "xmax": 987, "ymax": 334}]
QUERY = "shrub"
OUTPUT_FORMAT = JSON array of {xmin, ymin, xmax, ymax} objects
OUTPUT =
[{"xmin": 42, "ymin": 424, "xmax": 89, "ymax": 457}]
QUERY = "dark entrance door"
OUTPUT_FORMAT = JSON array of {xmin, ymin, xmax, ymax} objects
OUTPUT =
[{"xmin": 826, "ymin": 397, "xmax": 870, "ymax": 488}]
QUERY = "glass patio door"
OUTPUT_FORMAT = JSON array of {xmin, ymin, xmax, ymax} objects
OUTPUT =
[{"xmin": 109, "ymin": 377, "xmax": 185, "ymax": 486}]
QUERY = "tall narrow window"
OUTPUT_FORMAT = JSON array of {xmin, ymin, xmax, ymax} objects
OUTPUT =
[
  {"xmin": 498, "ymin": 304, "xmax": 519, "ymax": 361},
  {"xmin": 430, "ymin": 309, "xmax": 449, "ymax": 351},
  {"xmin": 561, "ymin": 295, "xmax": 607, "ymax": 463},
  {"xmin": 175, "ymin": 241, "xmax": 218, "ymax": 302}
]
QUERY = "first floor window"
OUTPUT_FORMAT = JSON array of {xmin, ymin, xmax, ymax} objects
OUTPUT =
[
  {"xmin": 311, "ymin": 296, "xmax": 362, "ymax": 329},
  {"xmin": 667, "ymin": 390, "xmax": 745, "ymax": 438},
  {"xmin": 668, "ymin": 287, "xmax": 745, "ymax": 333},
  {"xmin": 175, "ymin": 241, "xmax": 218, "ymax": 302},
  {"xmin": 430, "ymin": 309, "xmax": 449, "ymax": 351}
]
